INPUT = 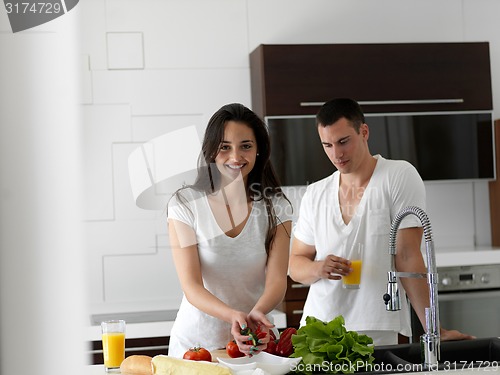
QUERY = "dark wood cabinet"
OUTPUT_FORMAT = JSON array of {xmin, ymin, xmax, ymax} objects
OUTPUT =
[
  {"xmin": 489, "ymin": 119, "xmax": 500, "ymax": 246},
  {"xmin": 250, "ymin": 43, "xmax": 492, "ymax": 118},
  {"xmin": 282, "ymin": 276, "xmax": 309, "ymax": 329}
]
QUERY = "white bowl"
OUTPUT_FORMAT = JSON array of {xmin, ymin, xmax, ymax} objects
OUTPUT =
[
  {"xmin": 217, "ymin": 355, "xmax": 257, "ymax": 372},
  {"xmin": 218, "ymin": 351, "xmax": 302, "ymax": 375}
]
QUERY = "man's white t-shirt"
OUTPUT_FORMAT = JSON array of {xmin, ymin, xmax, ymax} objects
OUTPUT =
[
  {"xmin": 293, "ymin": 155, "xmax": 426, "ymax": 336},
  {"xmin": 167, "ymin": 187, "xmax": 293, "ymax": 357}
]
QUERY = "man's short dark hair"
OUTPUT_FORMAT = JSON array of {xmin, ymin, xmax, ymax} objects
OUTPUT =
[{"xmin": 316, "ymin": 98, "xmax": 365, "ymax": 133}]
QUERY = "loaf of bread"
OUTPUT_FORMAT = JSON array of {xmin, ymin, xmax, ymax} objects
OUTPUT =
[
  {"xmin": 151, "ymin": 355, "xmax": 232, "ymax": 375},
  {"xmin": 120, "ymin": 355, "xmax": 153, "ymax": 375}
]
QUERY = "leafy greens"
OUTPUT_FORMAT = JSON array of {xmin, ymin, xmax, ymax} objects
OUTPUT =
[{"xmin": 291, "ymin": 315, "xmax": 374, "ymax": 374}]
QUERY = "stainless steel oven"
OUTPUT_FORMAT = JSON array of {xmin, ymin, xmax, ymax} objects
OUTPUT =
[
  {"xmin": 437, "ymin": 264, "xmax": 500, "ymax": 338},
  {"xmin": 411, "ymin": 263, "xmax": 500, "ymax": 340}
]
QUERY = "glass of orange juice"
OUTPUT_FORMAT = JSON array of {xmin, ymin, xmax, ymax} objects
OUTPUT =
[
  {"xmin": 101, "ymin": 320, "xmax": 126, "ymax": 372},
  {"xmin": 342, "ymin": 243, "xmax": 364, "ymax": 289}
]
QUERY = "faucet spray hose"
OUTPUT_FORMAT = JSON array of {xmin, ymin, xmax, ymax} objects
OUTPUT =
[
  {"xmin": 386, "ymin": 206, "xmax": 441, "ymax": 368},
  {"xmin": 388, "ymin": 206, "xmax": 433, "ymax": 255}
]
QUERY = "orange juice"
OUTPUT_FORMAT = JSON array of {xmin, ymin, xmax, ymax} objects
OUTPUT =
[
  {"xmin": 343, "ymin": 259, "xmax": 363, "ymax": 286},
  {"xmin": 102, "ymin": 332, "xmax": 125, "ymax": 368}
]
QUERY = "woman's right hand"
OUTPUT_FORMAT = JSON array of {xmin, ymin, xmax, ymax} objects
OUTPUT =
[{"xmin": 230, "ymin": 311, "xmax": 265, "ymax": 356}]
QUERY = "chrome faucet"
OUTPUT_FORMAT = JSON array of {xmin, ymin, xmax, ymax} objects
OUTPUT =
[{"xmin": 382, "ymin": 206, "xmax": 440, "ymax": 370}]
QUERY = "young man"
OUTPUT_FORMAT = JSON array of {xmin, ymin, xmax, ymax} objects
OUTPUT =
[{"xmin": 289, "ymin": 98, "xmax": 473, "ymax": 345}]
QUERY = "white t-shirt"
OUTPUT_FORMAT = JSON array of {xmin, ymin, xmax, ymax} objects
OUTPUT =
[
  {"xmin": 167, "ymin": 187, "xmax": 293, "ymax": 357},
  {"xmin": 293, "ymin": 155, "xmax": 426, "ymax": 336}
]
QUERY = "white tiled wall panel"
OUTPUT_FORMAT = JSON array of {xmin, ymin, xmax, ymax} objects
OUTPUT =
[
  {"xmin": 92, "ymin": 68, "xmax": 252, "ymax": 116},
  {"xmin": 86, "ymin": 220, "xmax": 161, "ymax": 256},
  {"xmin": 85, "ymin": 219, "xmax": 167, "ymax": 306},
  {"xmin": 103, "ymin": 249, "xmax": 182, "ymax": 307},
  {"xmin": 473, "ymin": 181, "xmax": 493, "ymax": 247},
  {"xmin": 113, "ymin": 143, "xmax": 161, "ymax": 220},
  {"xmin": 105, "ymin": 0, "xmax": 249, "ymax": 69},
  {"xmin": 247, "ymin": 0, "xmax": 464, "ymax": 50},
  {"xmin": 80, "ymin": 0, "xmax": 108, "ymax": 71},
  {"xmin": 79, "ymin": 0, "xmax": 499, "ymax": 315},
  {"xmin": 131, "ymin": 114, "xmax": 204, "ymax": 143},
  {"xmin": 425, "ymin": 182, "xmax": 476, "ymax": 249},
  {"xmin": 82, "ymin": 104, "xmax": 132, "ymax": 221},
  {"xmin": 107, "ymin": 32, "xmax": 144, "ymax": 70}
]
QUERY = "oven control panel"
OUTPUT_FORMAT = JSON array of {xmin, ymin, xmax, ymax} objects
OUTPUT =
[{"xmin": 437, "ymin": 264, "xmax": 500, "ymax": 292}]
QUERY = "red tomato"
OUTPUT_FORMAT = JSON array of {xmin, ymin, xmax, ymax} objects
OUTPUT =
[
  {"xmin": 264, "ymin": 339, "xmax": 277, "ymax": 355},
  {"xmin": 183, "ymin": 347, "xmax": 212, "ymax": 362},
  {"xmin": 226, "ymin": 340, "xmax": 245, "ymax": 358}
]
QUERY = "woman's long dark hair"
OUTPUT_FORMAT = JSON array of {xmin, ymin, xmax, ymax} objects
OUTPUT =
[{"xmin": 173, "ymin": 103, "xmax": 290, "ymax": 253}]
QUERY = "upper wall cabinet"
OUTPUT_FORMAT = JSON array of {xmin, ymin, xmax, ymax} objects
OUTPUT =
[{"xmin": 249, "ymin": 43, "xmax": 492, "ymax": 117}]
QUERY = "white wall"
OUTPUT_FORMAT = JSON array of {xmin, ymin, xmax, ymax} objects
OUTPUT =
[{"xmin": 79, "ymin": 0, "xmax": 500, "ymax": 316}]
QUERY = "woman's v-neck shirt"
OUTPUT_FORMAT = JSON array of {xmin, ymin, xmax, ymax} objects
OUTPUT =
[{"xmin": 167, "ymin": 187, "xmax": 292, "ymax": 357}]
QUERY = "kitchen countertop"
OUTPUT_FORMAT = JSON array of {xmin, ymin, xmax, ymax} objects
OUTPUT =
[
  {"xmin": 83, "ymin": 364, "xmax": 500, "ymax": 375},
  {"xmin": 435, "ymin": 247, "xmax": 500, "ymax": 268},
  {"xmin": 85, "ymin": 338, "xmax": 500, "ymax": 374}
]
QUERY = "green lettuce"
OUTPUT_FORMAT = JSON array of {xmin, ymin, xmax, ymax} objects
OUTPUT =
[{"xmin": 291, "ymin": 315, "xmax": 374, "ymax": 374}]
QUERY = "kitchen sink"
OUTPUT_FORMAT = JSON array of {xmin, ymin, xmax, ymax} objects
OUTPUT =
[{"xmin": 368, "ymin": 337, "xmax": 500, "ymax": 373}]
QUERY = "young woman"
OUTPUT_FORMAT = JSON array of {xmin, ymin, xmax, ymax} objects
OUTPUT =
[{"xmin": 167, "ymin": 103, "xmax": 292, "ymax": 358}]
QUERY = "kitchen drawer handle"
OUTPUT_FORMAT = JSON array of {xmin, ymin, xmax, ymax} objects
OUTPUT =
[
  {"xmin": 291, "ymin": 283, "xmax": 309, "ymax": 289},
  {"xmin": 300, "ymin": 99, "xmax": 464, "ymax": 107},
  {"xmin": 292, "ymin": 310, "xmax": 304, "ymax": 315}
]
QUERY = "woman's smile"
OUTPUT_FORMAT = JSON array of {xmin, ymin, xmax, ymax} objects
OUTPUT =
[
  {"xmin": 225, "ymin": 163, "xmax": 246, "ymax": 170},
  {"xmin": 215, "ymin": 120, "xmax": 257, "ymax": 184}
]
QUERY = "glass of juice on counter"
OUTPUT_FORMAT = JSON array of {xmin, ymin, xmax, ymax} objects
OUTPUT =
[
  {"xmin": 342, "ymin": 243, "xmax": 363, "ymax": 289},
  {"xmin": 101, "ymin": 320, "xmax": 126, "ymax": 372}
]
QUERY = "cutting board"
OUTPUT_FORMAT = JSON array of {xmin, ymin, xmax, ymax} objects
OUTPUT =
[{"xmin": 211, "ymin": 349, "xmax": 230, "ymax": 362}]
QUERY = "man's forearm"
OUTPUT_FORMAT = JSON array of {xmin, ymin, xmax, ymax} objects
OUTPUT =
[
  {"xmin": 289, "ymin": 255, "xmax": 322, "ymax": 285},
  {"xmin": 400, "ymin": 276, "xmax": 430, "ymax": 329}
]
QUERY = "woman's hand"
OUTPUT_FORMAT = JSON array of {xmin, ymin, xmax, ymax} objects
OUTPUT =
[
  {"xmin": 245, "ymin": 310, "xmax": 272, "ymax": 355},
  {"xmin": 230, "ymin": 310, "xmax": 270, "ymax": 356},
  {"xmin": 247, "ymin": 309, "xmax": 273, "ymax": 331},
  {"xmin": 319, "ymin": 254, "xmax": 351, "ymax": 280},
  {"xmin": 230, "ymin": 311, "xmax": 256, "ymax": 356}
]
